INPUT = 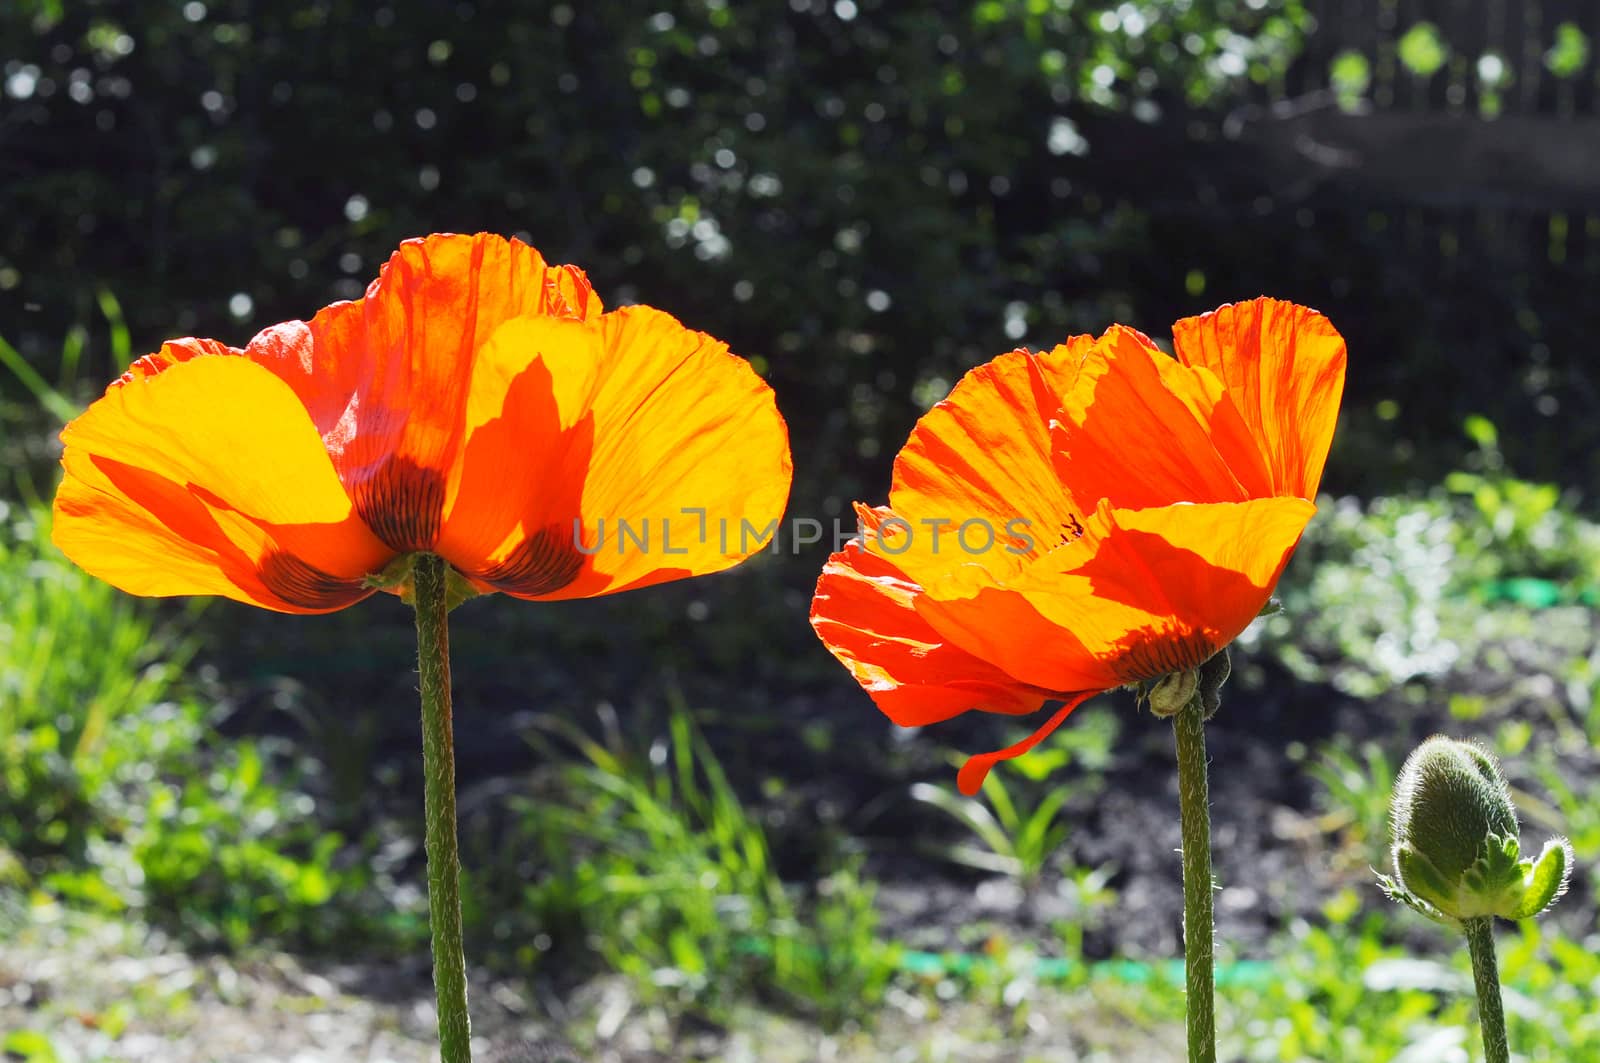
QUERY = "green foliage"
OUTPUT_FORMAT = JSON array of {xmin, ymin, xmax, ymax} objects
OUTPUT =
[
  {"xmin": 910, "ymin": 706, "xmax": 1117, "ymax": 883},
  {"xmin": 1439, "ymin": 414, "xmax": 1599, "ymax": 585},
  {"xmin": 1218, "ymin": 899, "xmax": 1600, "ymax": 1061},
  {"xmin": 969, "ymin": 0, "xmax": 1311, "ymax": 105},
  {"xmin": 1307, "ymin": 738, "xmax": 1395, "ymax": 871},
  {"xmin": 0, "ymin": 330, "xmax": 78, "ymax": 425},
  {"xmin": 1259, "ymin": 420, "xmax": 1600, "ymax": 697},
  {"xmin": 1329, "ymin": 49, "xmax": 1371, "ymax": 107},
  {"xmin": 1526, "ymin": 751, "xmax": 1600, "ymax": 908},
  {"xmin": 1, "ymin": 1029, "xmax": 60, "ymax": 1063},
  {"xmin": 131, "ymin": 740, "xmax": 350, "ymax": 950},
  {"xmin": 0, "ymin": 501, "xmax": 414, "ymax": 954},
  {"xmin": 0, "ymin": 502, "xmax": 195, "ymax": 861},
  {"xmin": 1220, "ymin": 896, "xmax": 1471, "ymax": 1060},
  {"xmin": 1397, "ymin": 22, "xmax": 1449, "ymax": 77},
  {"xmin": 1545, "ymin": 23, "xmax": 1590, "ymax": 79},
  {"xmin": 466, "ymin": 701, "xmax": 899, "ymax": 1028}
]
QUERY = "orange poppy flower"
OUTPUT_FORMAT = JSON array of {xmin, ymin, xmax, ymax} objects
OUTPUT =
[
  {"xmin": 53, "ymin": 232, "xmax": 792, "ymax": 613},
  {"xmin": 810, "ymin": 298, "xmax": 1345, "ymax": 794}
]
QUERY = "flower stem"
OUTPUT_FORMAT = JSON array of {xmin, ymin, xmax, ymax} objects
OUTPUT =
[
  {"xmin": 1172, "ymin": 695, "xmax": 1216, "ymax": 1063},
  {"xmin": 1463, "ymin": 916, "xmax": 1510, "ymax": 1063},
  {"xmin": 413, "ymin": 553, "xmax": 471, "ymax": 1063}
]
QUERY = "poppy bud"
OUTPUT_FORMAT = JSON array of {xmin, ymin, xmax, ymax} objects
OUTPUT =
[
  {"xmin": 1379, "ymin": 736, "xmax": 1571, "ymax": 926},
  {"xmin": 1146, "ymin": 667, "xmax": 1199, "ymax": 717}
]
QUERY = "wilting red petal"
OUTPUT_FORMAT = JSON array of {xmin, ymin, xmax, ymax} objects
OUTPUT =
[{"xmin": 956, "ymin": 691, "xmax": 1099, "ymax": 795}]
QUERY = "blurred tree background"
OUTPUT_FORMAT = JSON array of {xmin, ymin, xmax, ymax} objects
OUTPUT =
[{"xmin": 6, "ymin": 0, "xmax": 1598, "ymax": 510}]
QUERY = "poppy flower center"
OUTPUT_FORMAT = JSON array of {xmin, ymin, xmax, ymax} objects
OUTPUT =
[
  {"xmin": 1110, "ymin": 627, "xmax": 1217, "ymax": 686},
  {"xmin": 1058, "ymin": 512, "xmax": 1086, "ymax": 545},
  {"xmin": 353, "ymin": 456, "xmax": 447, "ymax": 554},
  {"xmin": 259, "ymin": 550, "xmax": 369, "ymax": 610}
]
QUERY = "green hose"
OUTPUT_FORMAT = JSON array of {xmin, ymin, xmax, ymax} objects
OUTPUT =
[
  {"xmin": 1477, "ymin": 577, "xmax": 1598, "ymax": 609},
  {"xmin": 893, "ymin": 950, "xmax": 1273, "ymax": 987},
  {"xmin": 733, "ymin": 935, "xmax": 1274, "ymax": 987}
]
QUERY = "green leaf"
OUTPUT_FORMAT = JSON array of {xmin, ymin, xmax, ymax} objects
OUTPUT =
[
  {"xmin": 910, "ymin": 782, "xmax": 1015, "ymax": 860},
  {"xmin": 2, "ymin": 1030, "xmax": 60, "ymax": 1063},
  {"xmin": 96, "ymin": 288, "xmax": 132, "ymax": 367},
  {"xmin": 1505, "ymin": 837, "xmax": 1573, "ymax": 919},
  {"xmin": 1545, "ymin": 22, "xmax": 1590, "ymax": 79},
  {"xmin": 1462, "ymin": 414, "xmax": 1498, "ymax": 449},
  {"xmin": 1329, "ymin": 50, "xmax": 1371, "ymax": 98},
  {"xmin": 0, "ymin": 333, "xmax": 79, "ymax": 423},
  {"xmin": 1397, "ymin": 23, "xmax": 1448, "ymax": 77}
]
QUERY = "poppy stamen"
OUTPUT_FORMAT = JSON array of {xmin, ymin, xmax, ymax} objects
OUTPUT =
[
  {"xmin": 476, "ymin": 524, "xmax": 586, "ymax": 597},
  {"xmin": 353, "ymin": 457, "xmax": 446, "ymax": 554},
  {"xmin": 1111, "ymin": 628, "xmax": 1217, "ymax": 686},
  {"xmin": 258, "ymin": 550, "xmax": 369, "ymax": 611}
]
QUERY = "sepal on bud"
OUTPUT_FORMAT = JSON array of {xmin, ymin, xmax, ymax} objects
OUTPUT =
[
  {"xmin": 1379, "ymin": 735, "xmax": 1572, "ymax": 926},
  {"xmin": 1196, "ymin": 647, "xmax": 1231, "ymax": 720}
]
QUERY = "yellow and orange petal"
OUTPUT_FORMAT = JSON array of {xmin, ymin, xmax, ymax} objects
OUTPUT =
[
  {"xmin": 54, "ymin": 231, "xmax": 791, "ymax": 612},
  {"xmin": 1004, "ymin": 497, "xmax": 1316, "ymax": 680},
  {"xmin": 462, "ymin": 304, "xmax": 793, "ymax": 600},
  {"xmin": 422, "ymin": 303, "xmax": 792, "ymax": 600},
  {"xmin": 1054, "ymin": 326, "xmax": 1274, "ymax": 510},
  {"xmin": 250, "ymin": 233, "xmax": 602, "ymax": 556},
  {"xmin": 53, "ymin": 355, "xmax": 393, "ymax": 613},
  {"xmin": 888, "ymin": 339, "xmax": 1092, "ymax": 562}
]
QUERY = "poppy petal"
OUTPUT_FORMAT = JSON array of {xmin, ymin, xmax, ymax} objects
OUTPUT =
[
  {"xmin": 889, "ymin": 339, "xmax": 1093, "ymax": 568},
  {"xmin": 1054, "ymin": 326, "xmax": 1272, "ymax": 510},
  {"xmin": 1101, "ymin": 496, "xmax": 1316, "ymax": 647},
  {"xmin": 431, "ymin": 315, "xmax": 600, "ymax": 592},
  {"xmin": 1171, "ymin": 298, "xmax": 1347, "ymax": 500},
  {"xmin": 910, "ymin": 570, "xmax": 1138, "ymax": 694},
  {"xmin": 810, "ymin": 545, "xmax": 1058, "ymax": 727},
  {"xmin": 53, "ymin": 356, "xmax": 392, "ymax": 613},
  {"xmin": 280, "ymin": 233, "xmax": 600, "ymax": 552},
  {"xmin": 1005, "ymin": 497, "xmax": 1315, "ymax": 682},
  {"xmin": 122, "ymin": 337, "xmax": 237, "ymax": 382},
  {"xmin": 956, "ymin": 690, "xmax": 1099, "ymax": 795},
  {"xmin": 524, "ymin": 305, "xmax": 792, "ymax": 599}
]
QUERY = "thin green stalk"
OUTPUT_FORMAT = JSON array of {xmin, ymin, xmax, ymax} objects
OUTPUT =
[
  {"xmin": 414, "ymin": 553, "xmax": 471, "ymax": 1062},
  {"xmin": 1463, "ymin": 916, "xmax": 1509, "ymax": 1063},
  {"xmin": 1172, "ymin": 695, "xmax": 1216, "ymax": 1063}
]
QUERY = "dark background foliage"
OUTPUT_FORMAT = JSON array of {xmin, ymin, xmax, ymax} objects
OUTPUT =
[{"xmin": 8, "ymin": 0, "xmax": 1599, "ymax": 511}]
